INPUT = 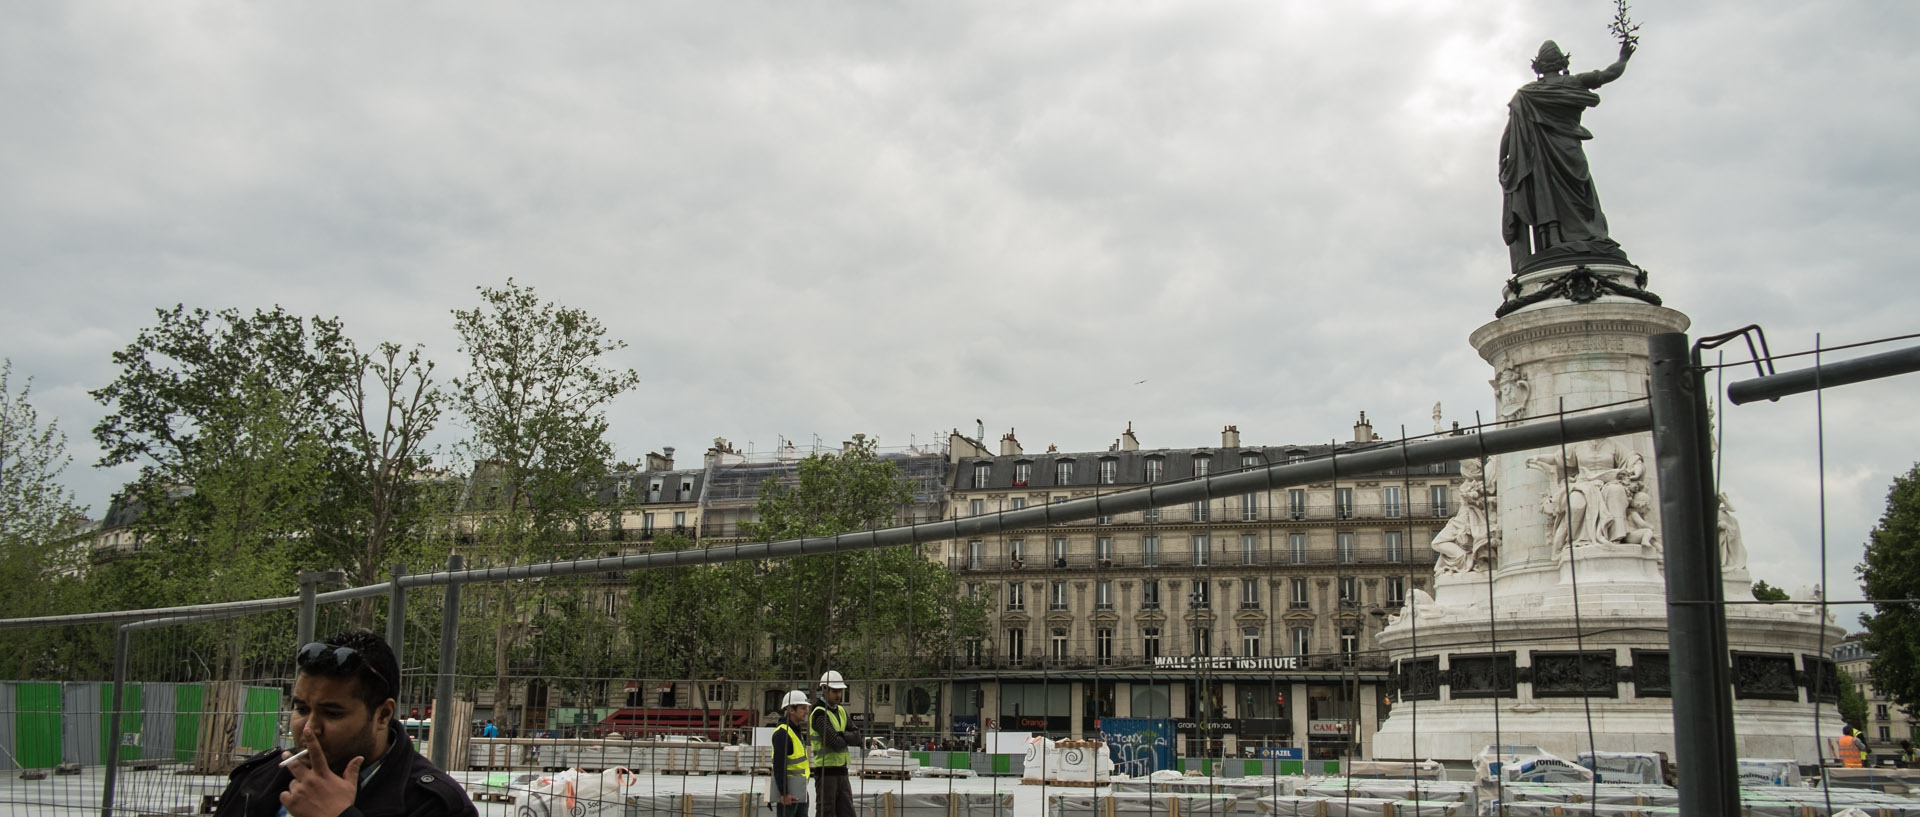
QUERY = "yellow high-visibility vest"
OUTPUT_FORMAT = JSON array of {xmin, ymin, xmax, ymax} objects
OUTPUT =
[
  {"xmin": 775, "ymin": 723, "xmax": 810, "ymax": 778},
  {"xmin": 810, "ymin": 704, "xmax": 851, "ymax": 768}
]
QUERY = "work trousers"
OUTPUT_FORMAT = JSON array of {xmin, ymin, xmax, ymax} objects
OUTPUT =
[{"xmin": 815, "ymin": 769, "xmax": 854, "ymax": 817}]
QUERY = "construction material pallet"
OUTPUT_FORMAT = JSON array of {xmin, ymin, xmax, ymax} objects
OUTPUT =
[
  {"xmin": 1022, "ymin": 779, "xmax": 1110, "ymax": 787},
  {"xmin": 659, "ymin": 769, "xmax": 713, "ymax": 776},
  {"xmin": 859, "ymin": 770, "xmax": 914, "ymax": 781},
  {"xmin": 474, "ymin": 792, "xmax": 516, "ymax": 804}
]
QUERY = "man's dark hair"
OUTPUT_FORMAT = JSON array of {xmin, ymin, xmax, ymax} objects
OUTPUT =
[{"xmin": 297, "ymin": 630, "xmax": 400, "ymax": 713}]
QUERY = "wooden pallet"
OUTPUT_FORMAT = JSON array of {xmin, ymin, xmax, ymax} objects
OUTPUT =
[
  {"xmin": 923, "ymin": 769, "xmax": 971, "ymax": 779},
  {"xmin": 1020, "ymin": 778, "xmax": 1110, "ymax": 788},
  {"xmin": 658, "ymin": 769, "xmax": 713, "ymax": 776},
  {"xmin": 858, "ymin": 770, "xmax": 913, "ymax": 781},
  {"xmin": 474, "ymin": 792, "xmax": 516, "ymax": 804}
]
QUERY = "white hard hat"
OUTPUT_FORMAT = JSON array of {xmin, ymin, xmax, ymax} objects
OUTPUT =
[
  {"xmin": 781, "ymin": 690, "xmax": 810, "ymax": 710},
  {"xmin": 819, "ymin": 670, "xmax": 848, "ymax": 690}
]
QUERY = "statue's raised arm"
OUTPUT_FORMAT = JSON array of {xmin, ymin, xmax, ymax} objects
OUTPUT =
[{"xmin": 1575, "ymin": 43, "xmax": 1635, "ymax": 89}]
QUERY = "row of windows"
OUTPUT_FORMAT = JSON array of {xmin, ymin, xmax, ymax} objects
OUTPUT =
[
  {"xmin": 972, "ymin": 457, "xmax": 1453, "ymax": 489},
  {"xmin": 991, "ymin": 576, "xmax": 1406, "ymax": 611},
  {"xmin": 982, "ymin": 623, "xmax": 1364, "ymax": 666},
  {"xmin": 968, "ymin": 531, "xmax": 1413, "ymax": 565},
  {"xmin": 965, "ymin": 487, "xmax": 1452, "ymax": 520}
]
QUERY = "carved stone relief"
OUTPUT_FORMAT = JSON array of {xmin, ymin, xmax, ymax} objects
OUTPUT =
[
  {"xmin": 1450, "ymin": 652, "xmax": 1518, "ymax": 699},
  {"xmin": 1399, "ymin": 657, "xmax": 1442, "ymax": 701},
  {"xmin": 1531, "ymin": 650, "xmax": 1618, "ymax": 698},
  {"xmin": 1493, "ymin": 366, "xmax": 1531, "ymax": 426},
  {"xmin": 1802, "ymin": 654, "xmax": 1840, "ymax": 704},
  {"xmin": 1630, "ymin": 649, "xmax": 1670, "ymax": 698},
  {"xmin": 1731, "ymin": 652, "xmax": 1799, "ymax": 701}
]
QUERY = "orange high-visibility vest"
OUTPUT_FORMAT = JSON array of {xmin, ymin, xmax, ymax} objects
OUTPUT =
[{"xmin": 1836, "ymin": 735, "xmax": 1865, "ymax": 768}]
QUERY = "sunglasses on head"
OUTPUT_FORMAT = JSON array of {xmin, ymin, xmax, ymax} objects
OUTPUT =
[{"xmin": 297, "ymin": 642, "xmax": 389, "ymax": 696}]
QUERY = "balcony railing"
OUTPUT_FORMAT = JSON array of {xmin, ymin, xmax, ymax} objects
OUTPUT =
[{"xmin": 949, "ymin": 547, "xmax": 1435, "ymax": 573}]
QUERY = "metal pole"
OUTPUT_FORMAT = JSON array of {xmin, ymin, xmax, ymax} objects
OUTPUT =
[
  {"xmin": 430, "ymin": 554, "xmax": 462, "ymax": 768},
  {"xmin": 99, "ymin": 626, "xmax": 130, "ymax": 817},
  {"xmin": 1647, "ymin": 332, "xmax": 1739, "ymax": 814},
  {"xmin": 1727, "ymin": 343, "xmax": 1920, "ymax": 404},
  {"xmin": 388, "ymin": 563, "xmax": 407, "ymax": 701},
  {"xmin": 297, "ymin": 574, "xmax": 319, "ymax": 647}
]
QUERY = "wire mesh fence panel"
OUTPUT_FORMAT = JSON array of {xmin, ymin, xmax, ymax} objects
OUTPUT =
[{"xmin": 0, "ymin": 621, "xmax": 119, "ymax": 817}]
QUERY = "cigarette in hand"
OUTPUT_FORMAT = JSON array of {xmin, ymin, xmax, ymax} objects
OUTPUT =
[{"xmin": 279, "ymin": 749, "xmax": 310, "ymax": 768}]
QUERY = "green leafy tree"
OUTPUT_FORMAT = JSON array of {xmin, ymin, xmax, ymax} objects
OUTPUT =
[
  {"xmin": 744, "ymin": 435, "xmax": 989, "ymax": 683},
  {"xmin": 0, "ymin": 360, "xmax": 97, "ymax": 678},
  {"xmin": 1752, "ymin": 580, "xmax": 1790, "ymax": 601},
  {"xmin": 1858, "ymin": 462, "xmax": 1920, "ymax": 713},
  {"xmin": 315, "ymin": 342, "xmax": 445, "ymax": 628},
  {"xmin": 90, "ymin": 306, "xmax": 353, "ymax": 611},
  {"xmin": 449, "ymin": 279, "xmax": 641, "ymax": 721},
  {"xmin": 1836, "ymin": 666, "xmax": 1870, "ymax": 735},
  {"xmin": 623, "ymin": 530, "xmax": 760, "ymax": 680}
]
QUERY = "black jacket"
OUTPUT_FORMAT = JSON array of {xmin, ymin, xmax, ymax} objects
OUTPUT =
[{"xmin": 215, "ymin": 719, "xmax": 477, "ymax": 817}]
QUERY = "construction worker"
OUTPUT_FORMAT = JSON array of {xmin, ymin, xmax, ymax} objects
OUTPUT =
[
  {"xmin": 771, "ymin": 691, "xmax": 811, "ymax": 817},
  {"xmin": 1835, "ymin": 726, "xmax": 1865, "ymax": 768},
  {"xmin": 810, "ymin": 670, "xmax": 862, "ymax": 817}
]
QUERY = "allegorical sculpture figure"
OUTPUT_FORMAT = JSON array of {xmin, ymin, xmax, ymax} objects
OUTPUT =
[
  {"xmin": 1717, "ymin": 492, "xmax": 1748, "ymax": 572},
  {"xmin": 1526, "ymin": 437, "xmax": 1645, "ymax": 552},
  {"xmin": 1432, "ymin": 478, "xmax": 1496, "ymax": 574},
  {"xmin": 1500, "ymin": 39, "xmax": 1634, "ymax": 273}
]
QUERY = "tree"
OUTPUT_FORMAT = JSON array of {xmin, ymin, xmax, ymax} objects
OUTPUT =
[
  {"xmin": 449, "ymin": 279, "xmax": 641, "ymax": 724},
  {"xmin": 0, "ymin": 360, "xmax": 95, "ymax": 679},
  {"xmin": 90, "ymin": 306, "xmax": 353, "ymax": 609},
  {"xmin": 1858, "ymin": 462, "xmax": 1920, "ymax": 713},
  {"xmin": 314, "ymin": 342, "xmax": 445, "ymax": 628},
  {"xmin": 0, "ymin": 359, "xmax": 85, "ymax": 553},
  {"xmin": 744, "ymin": 435, "xmax": 989, "ymax": 683},
  {"xmin": 1751, "ymin": 580, "xmax": 1790, "ymax": 601},
  {"xmin": 1836, "ymin": 667, "xmax": 1870, "ymax": 735}
]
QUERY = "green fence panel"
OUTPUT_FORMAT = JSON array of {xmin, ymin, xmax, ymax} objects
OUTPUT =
[
  {"xmin": 174, "ymin": 684, "xmax": 205, "ymax": 762},
  {"xmin": 99, "ymin": 684, "xmax": 144, "ymax": 763},
  {"xmin": 1279, "ymin": 760, "xmax": 1303, "ymax": 775},
  {"xmin": 240, "ymin": 687, "xmax": 281, "ymax": 754},
  {"xmin": 15, "ymin": 683, "xmax": 61, "ymax": 769}
]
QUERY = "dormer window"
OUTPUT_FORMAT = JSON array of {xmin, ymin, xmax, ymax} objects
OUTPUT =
[
  {"xmin": 1013, "ymin": 461, "xmax": 1032, "ymax": 487},
  {"xmin": 973, "ymin": 462, "xmax": 992, "ymax": 489},
  {"xmin": 1098, "ymin": 457, "xmax": 1118, "ymax": 485},
  {"xmin": 1193, "ymin": 455, "xmax": 1212, "ymax": 477},
  {"xmin": 1055, "ymin": 460, "xmax": 1074, "ymax": 486},
  {"xmin": 1145, "ymin": 456, "xmax": 1164, "ymax": 483}
]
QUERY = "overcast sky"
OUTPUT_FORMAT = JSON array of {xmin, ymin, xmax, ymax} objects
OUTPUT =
[{"xmin": 3, "ymin": 1, "xmax": 1916, "ymax": 603}]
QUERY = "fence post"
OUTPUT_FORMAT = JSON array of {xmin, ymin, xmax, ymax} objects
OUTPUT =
[
  {"xmin": 297, "ymin": 573, "xmax": 319, "ymax": 646},
  {"xmin": 1648, "ymin": 332, "xmax": 1740, "ymax": 815},
  {"xmin": 388, "ymin": 563, "xmax": 407, "ymax": 695},
  {"xmin": 430, "ymin": 554, "xmax": 462, "ymax": 769},
  {"xmin": 99, "ymin": 625, "xmax": 130, "ymax": 817}
]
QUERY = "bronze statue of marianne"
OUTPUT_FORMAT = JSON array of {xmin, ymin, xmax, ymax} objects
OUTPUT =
[{"xmin": 1500, "ymin": 40, "xmax": 1635, "ymax": 274}]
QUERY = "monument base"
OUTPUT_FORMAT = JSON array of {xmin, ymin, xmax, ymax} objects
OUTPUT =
[{"xmin": 1372, "ymin": 596, "xmax": 1843, "ymax": 764}]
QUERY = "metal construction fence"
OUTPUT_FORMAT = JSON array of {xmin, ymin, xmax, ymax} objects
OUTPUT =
[{"xmin": 2, "ymin": 332, "xmax": 1918, "ymax": 817}]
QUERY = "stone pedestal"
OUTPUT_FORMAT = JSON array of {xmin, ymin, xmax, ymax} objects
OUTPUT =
[{"xmin": 1372, "ymin": 295, "xmax": 1843, "ymax": 765}]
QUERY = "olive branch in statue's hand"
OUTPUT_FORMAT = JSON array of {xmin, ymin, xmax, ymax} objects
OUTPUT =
[{"xmin": 1609, "ymin": 0, "xmax": 1642, "ymax": 50}]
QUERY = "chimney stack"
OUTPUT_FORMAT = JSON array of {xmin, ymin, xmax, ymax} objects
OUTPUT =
[
  {"xmin": 645, "ymin": 447, "xmax": 677, "ymax": 472},
  {"xmin": 1000, "ymin": 429, "xmax": 1023, "ymax": 457},
  {"xmin": 1120, "ymin": 422, "xmax": 1140, "ymax": 452},
  {"xmin": 1222, "ymin": 425, "xmax": 1240, "ymax": 448},
  {"xmin": 1353, "ymin": 411, "xmax": 1373, "ymax": 444}
]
